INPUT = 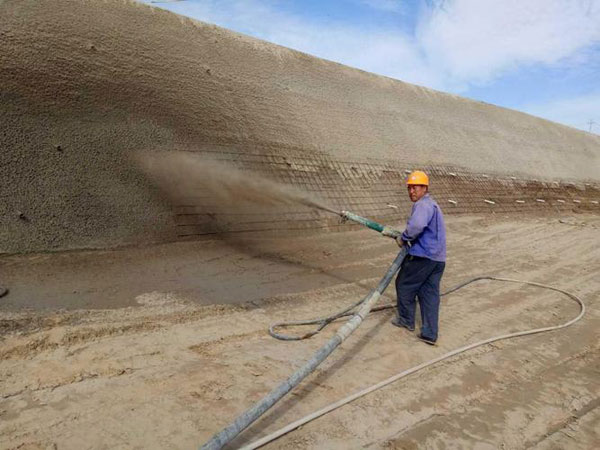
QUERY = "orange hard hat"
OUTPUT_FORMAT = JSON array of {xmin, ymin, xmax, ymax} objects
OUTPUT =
[{"xmin": 406, "ymin": 170, "xmax": 429, "ymax": 186}]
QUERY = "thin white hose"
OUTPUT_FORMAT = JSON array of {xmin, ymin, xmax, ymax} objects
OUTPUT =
[{"xmin": 241, "ymin": 277, "xmax": 585, "ymax": 450}]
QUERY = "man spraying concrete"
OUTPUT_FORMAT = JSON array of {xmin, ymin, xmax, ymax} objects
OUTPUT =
[{"xmin": 389, "ymin": 170, "xmax": 446, "ymax": 345}]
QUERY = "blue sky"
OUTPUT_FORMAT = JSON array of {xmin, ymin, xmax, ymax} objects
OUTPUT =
[{"xmin": 142, "ymin": 0, "xmax": 600, "ymax": 134}]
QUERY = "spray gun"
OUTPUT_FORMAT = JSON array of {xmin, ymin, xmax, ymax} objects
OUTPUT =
[
  {"xmin": 298, "ymin": 200, "xmax": 402, "ymax": 239},
  {"xmin": 339, "ymin": 210, "xmax": 402, "ymax": 239}
]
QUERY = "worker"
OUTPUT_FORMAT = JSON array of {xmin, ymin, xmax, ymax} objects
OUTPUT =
[{"xmin": 391, "ymin": 170, "xmax": 446, "ymax": 345}]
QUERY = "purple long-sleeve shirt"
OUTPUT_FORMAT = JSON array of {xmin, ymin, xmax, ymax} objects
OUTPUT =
[{"xmin": 401, "ymin": 194, "xmax": 446, "ymax": 262}]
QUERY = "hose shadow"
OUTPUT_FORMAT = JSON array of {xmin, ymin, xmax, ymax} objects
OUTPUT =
[{"xmin": 225, "ymin": 236, "xmax": 399, "ymax": 304}]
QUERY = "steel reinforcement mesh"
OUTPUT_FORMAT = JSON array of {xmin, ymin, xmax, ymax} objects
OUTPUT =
[{"xmin": 172, "ymin": 149, "xmax": 600, "ymax": 238}]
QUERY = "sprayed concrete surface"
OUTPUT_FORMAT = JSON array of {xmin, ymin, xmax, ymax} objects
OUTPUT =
[
  {"xmin": 2, "ymin": 0, "xmax": 600, "ymax": 253},
  {"xmin": 1, "ymin": 214, "xmax": 599, "ymax": 449}
]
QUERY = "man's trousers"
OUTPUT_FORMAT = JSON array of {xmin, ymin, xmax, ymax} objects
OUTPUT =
[{"xmin": 395, "ymin": 255, "xmax": 445, "ymax": 341}]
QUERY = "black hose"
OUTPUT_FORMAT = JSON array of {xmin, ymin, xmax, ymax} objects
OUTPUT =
[{"xmin": 269, "ymin": 276, "xmax": 492, "ymax": 341}]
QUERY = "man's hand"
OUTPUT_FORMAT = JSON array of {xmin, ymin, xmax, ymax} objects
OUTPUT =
[{"xmin": 395, "ymin": 236, "xmax": 404, "ymax": 248}]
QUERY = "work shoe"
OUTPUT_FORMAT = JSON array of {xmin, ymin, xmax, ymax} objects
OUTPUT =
[
  {"xmin": 391, "ymin": 317, "xmax": 415, "ymax": 332},
  {"xmin": 417, "ymin": 334, "xmax": 437, "ymax": 346}
]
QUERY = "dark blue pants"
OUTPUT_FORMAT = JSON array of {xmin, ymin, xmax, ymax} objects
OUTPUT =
[{"xmin": 395, "ymin": 255, "xmax": 445, "ymax": 341}]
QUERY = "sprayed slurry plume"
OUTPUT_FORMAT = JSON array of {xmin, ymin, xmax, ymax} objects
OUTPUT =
[{"xmin": 138, "ymin": 151, "xmax": 340, "ymax": 216}]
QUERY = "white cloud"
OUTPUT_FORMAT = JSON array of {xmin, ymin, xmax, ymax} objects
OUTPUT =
[
  {"xmin": 521, "ymin": 92, "xmax": 600, "ymax": 134},
  {"xmin": 418, "ymin": 0, "xmax": 600, "ymax": 84}
]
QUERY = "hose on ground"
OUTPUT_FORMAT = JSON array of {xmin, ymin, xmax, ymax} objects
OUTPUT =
[
  {"xmin": 242, "ymin": 276, "xmax": 585, "ymax": 449},
  {"xmin": 200, "ymin": 249, "xmax": 408, "ymax": 450},
  {"xmin": 269, "ymin": 276, "xmax": 498, "ymax": 341}
]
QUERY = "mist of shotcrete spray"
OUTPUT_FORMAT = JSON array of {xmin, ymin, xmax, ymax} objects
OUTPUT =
[{"xmin": 137, "ymin": 151, "xmax": 341, "ymax": 216}]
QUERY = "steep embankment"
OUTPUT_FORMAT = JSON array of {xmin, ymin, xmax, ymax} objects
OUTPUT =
[{"xmin": 1, "ymin": 0, "xmax": 599, "ymax": 253}]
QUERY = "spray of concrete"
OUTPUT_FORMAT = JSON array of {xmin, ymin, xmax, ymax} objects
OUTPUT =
[{"xmin": 137, "ymin": 151, "xmax": 340, "ymax": 216}]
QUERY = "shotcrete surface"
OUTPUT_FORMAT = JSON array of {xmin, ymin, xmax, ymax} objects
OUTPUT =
[{"xmin": 1, "ymin": 214, "xmax": 599, "ymax": 449}]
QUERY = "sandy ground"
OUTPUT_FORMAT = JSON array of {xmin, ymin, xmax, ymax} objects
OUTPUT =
[{"xmin": 1, "ymin": 214, "xmax": 599, "ymax": 449}]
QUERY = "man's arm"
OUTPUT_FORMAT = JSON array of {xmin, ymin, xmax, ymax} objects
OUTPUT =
[{"xmin": 401, "ymin": 202, "xmax": 433, "ymax": 244}]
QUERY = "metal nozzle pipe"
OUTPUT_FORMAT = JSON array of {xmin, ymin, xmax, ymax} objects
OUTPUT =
[{"xmin": 341, "ymin": 211, "xmax": 401, "ymax": 238}]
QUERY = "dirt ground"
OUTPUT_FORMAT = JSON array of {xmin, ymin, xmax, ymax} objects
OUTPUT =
[{"xmin": 1, "ymin": 214, "xmax": 599, "ymax": 449}]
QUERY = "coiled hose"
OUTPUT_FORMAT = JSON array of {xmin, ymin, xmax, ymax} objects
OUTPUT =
[
  {"xmin": 268, "ymin": 275, "xmax": 554, "ymax": 341},
  {"xmin": 242, "ymin": 276, "xmax": 585, "ymax": 449}
]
